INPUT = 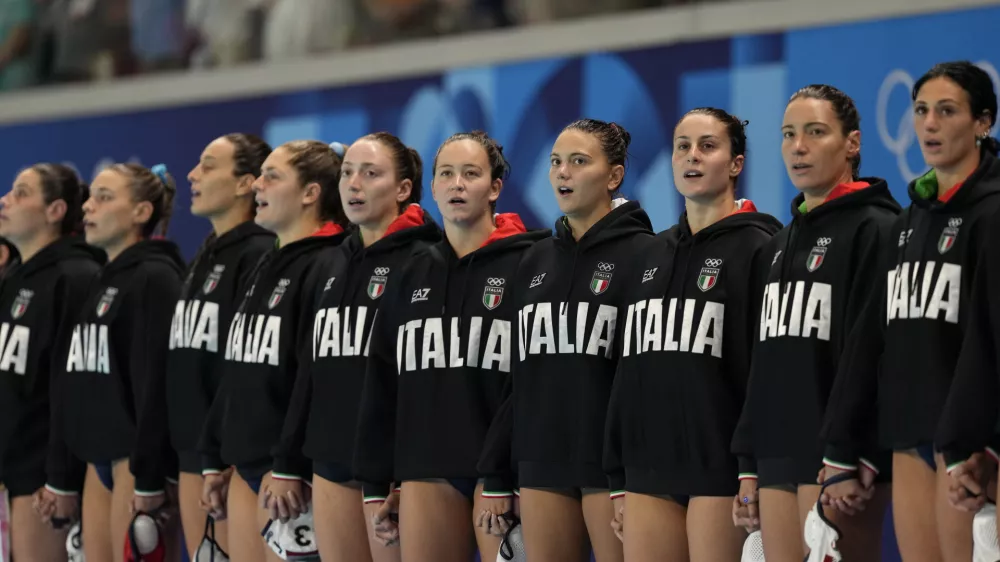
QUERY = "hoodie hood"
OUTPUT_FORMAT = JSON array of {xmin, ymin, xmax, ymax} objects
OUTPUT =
[
  {"xmin": 555, "ymin": 200, "xmax": 653, "ymax": 251},
  {"xmin": 212, "ymin": 220, "xmax": 275, "ymax": 254},
  {"xmin": 382, "ymin": 204, "xmax": 429, "ymax": 239},
  {"xmin": 908, "ymin": 150, "xmax": 1000, "ymax": 210},
  {"xmin": 9, "ymin": 235, "xmax": 105, "ymax": 278},
  {"xmin": 105, "ymin": 239, "xmax": 184, "ymax": 278},
  {"xmin": 669, "ymin": 200, "xmax": 783, "ymax": 244},
  {"xmin": 438, "ymin": 213, "xmax": 549, "ymax": 264},
  {"xmin": 344, "ymin": 205, "xmax": 441, "ymax": 257},
  {"xmin": 791, "ymin": 178, "xmax": 902, "ymax": 220}
]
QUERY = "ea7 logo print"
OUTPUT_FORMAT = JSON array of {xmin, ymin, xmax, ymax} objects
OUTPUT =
[
  {"xmin": 591, "ymin": 262, "xmax": 614, "ymax": 295},
  {"xmin": 938, "ymin": 218, "xmax": 962, "ymax": 254},
  {"xmin": 411, "ymin": 288, "xmax": 431, "ymax": 303},
  {"xmin": 96, "ymin": 287, "xmax": 118, "ymax": 317},
  {"xmin": 807, "ymin": 238, "xmax": 832, "ymax": 272},
  {"xmin": 268, "ymin": 279, "xmax": 291, "ymax": 309},
  {"xmin": 698, "ymin": 259, "xmax": 722, "ymax": 292},
  {"xmin": 483, "ymin": 277, "xmax": 505, "ymax": 310},
  {"xmin": 10, "ymin": 289, "xmax": 33, "ymax": 320},
  {"xmin": 529, "ymin": 273, "xmax": 546, "ymax": 289},
  {"xmin": 203, "ymin": 264, "xmax": 225, "ymax": 295},
  {"xmin": 641, "ymin": 268, "xmax": 658, "ymax": 283},
  {"xmin": 899, "ymin": 229, "xmax": 913, "ymax": 247},
  {"xmin": 368, "ymin": 267, "xmax": 390, "ymax": 300}
]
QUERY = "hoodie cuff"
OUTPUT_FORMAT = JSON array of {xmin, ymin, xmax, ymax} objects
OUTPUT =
[
  {"xmin": 822, "ymin": 445, "xmax": 858, "ymax": 472},
  {"xmin": 271, "ymin": 456, "xmax": 308, "ymax": 482},
  {"xmin": 44, "ymin": 483, "xmax": 80, "ymax": 497},
  {"xmin": 46, "ymin": 466, "xmax": 84, "ymax": 497},
  {"xmin": 737, "ymin": 456, "xmax": 757, "ymax": 479},
  {"xmin": 201, "ymin": 453, "xmax": 226, "ymax": 476},
  {"xmin": 942, "ymin": 449, "xmax": 972, "ymax": 473},
  {"xmin": 482, "ymin": 475, "xmax": 514, "ymax": 498},
  {"xmin": 362, "ymin": 482, "xmax": 392, "ymax": 503},
  {"xmin": 133, "ymin": 474, "xmax": 165, "ymax": 497}
]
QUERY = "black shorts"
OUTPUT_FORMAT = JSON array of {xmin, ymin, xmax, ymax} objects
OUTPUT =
[{"xmin": 0, "ymin": 444, "xmax": 46, "ymax": 497}]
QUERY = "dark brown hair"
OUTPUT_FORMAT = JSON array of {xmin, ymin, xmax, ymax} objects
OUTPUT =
[
  {"xmin": 107, "ymin": 163, "xmax": 176, "ymax": 237},
  {"xmin": 223, "ymin": 133, "xmax": 273, "ymax": 179},
  {"xmin": 281, "ymin": 140, "xmax": 349, "ymax": 228},
  {"xmin": 30, "ymin": 163, "xmax": 88, "ymax": 235}
]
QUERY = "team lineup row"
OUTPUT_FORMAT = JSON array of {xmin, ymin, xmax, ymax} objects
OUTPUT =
[{"xmin": 0, "ymin": 59, "xmax": 999, "ymax": 562}]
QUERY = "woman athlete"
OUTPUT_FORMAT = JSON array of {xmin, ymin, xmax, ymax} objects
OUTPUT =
[
  {"xmin": 489, "ymin": 119, "xmax": 654, "ymax": 562},
  {"xmin": 166, "ymin": 133, "xmax": 275, "ymax": 557},
  {"xmin": 822, "ymin": 61, "xmax": 1000, "ymax": 562},
  {"xmin": 0, "ymin": 164, "xmax": 102, "ymax": 561},
  {"xmin": 354, "ymin": 131, "xmax": 548, "ymax": 562},
  {"xmin": 200, "ymin": 140, "xmax": 350, "ymax": 562},
  {"xmin": 732, "ymin": 86, "xmax": 899, "ymax": 561},
  {"xmin": 606, "ymin": 107, "xmax": 780, "ymax": 561},
  {"xmin": 267, "ymin": 132, "xmax": 439, "ymax": 562},
  {"xmin": 57, "ymin": 162, "xmax": 185, "ymax": 562}
]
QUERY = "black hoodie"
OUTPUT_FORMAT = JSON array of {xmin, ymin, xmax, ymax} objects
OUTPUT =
[
  {"xmin": 604, "ymin": 200, "xmax": 781, "ymax": 496},
  {"xmin": 936, "ymin": 205, "xmax": 1000, "ymax": 468},
  {"xmin": 0, "ymin": 237, "xmax": 103, "ymax": 495},
  {"xmin": 200, "ymin": 224, "xmax": 347, "ymax": 478},
  {"xmin": 477, "ymin": 200, "xmax": 654, "ymax": 494},
  {"xmin": 727, "ymin": 181, "xmax": 900, "ymax": 480},
  {"xmin": 165, "ymin": 222, "xmax": 275, "ymax": 463},
  {"xmin": 59, "ymin": 239, "xmax": 184, "ymax": 495},
  {"xmin": 272, "ymin": 206, "xmax": 441, "ymax": 478},
  {"xmin": 353, "ymin": 214, "xmax": 548, "ymax": 501},
  {"xmin": 822, "ymin": 152, "xmax": 1000, "ymax": 468}
]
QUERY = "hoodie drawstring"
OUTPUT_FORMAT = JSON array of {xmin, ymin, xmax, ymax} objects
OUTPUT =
[
  {"xmin": 561, "ymin": 248, "xmax": 580, "ymax": 315},
  {"xmin": 777, "ymin": 218, "xmax": 800, "ymax": 292},
  {"xmin": 456, "ymin": 253, "xmax": 476, "ymax": 328},
  {"xmin": 234, "ymin": 251, "xmax": 275, "ymax": 317}
]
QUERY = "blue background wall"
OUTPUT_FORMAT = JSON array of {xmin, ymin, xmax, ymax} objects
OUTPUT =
[
  {"xmin": 0, "ymin": 6, "xmax": 997, "ymax": 261},
  {"xmin": 3, "ymin": 6, "xmax": 1000, "ymax": 558}
]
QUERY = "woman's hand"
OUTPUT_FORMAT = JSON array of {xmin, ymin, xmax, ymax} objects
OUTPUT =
[
  {"xmin": 260, "ymin": 476, "xmax": 310, "ymax": 523},
  {"xmin": 732, "ymin": 478, "xmax": 760, "ymax": 532},
  {"xmin": 365, "ymin": 490, "xmax": 400, "ymax": 547},
  {"xmin": 476, "ymin": 495, "xmax": 514, "ymax": 537},
  {"xmin": 200, "ymin": 468, "xmax": 233, "ymax": 521}
]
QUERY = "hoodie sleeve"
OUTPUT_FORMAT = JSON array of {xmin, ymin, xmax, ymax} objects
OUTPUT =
[
  {"xmin": 602, "ymin": 358, "xmax": 627, "ymax": 498},
  {"xmin": 936, "ymin": 216, "xmax": 1000, "ymax": 469},
  {"xmin": 271, "ymin": 268, "xmax": 325, "ymax": 481},
  {"xmin": 45, "ymin": 266, "xmax": 98, "ymax": 496},
  {"xmin": 130, "ymin": 267, "xmax": 183, "ymax": 495},
  {"xmin": 478, "ymin": 258, "xmax": 531, "ymax": 499},
  {"xmin": 820, "ymin": 220, "xmax": 894, "ymax": 471},
  {"xmin": 731, "ymin": 242, "xmax": 771, "ymax": 480},
  {"xmin": 198, "ymin": 379, "xmax": 227, "ymax": 475},
  {"xmin": 478, "ymin": 375, "xmax": 516, "ymax": 498},
  {"xmin": 353, "ymin": 276, "xmax": 401, "ymax": 503}
]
